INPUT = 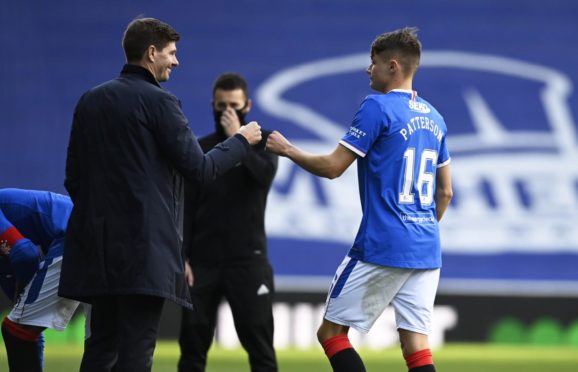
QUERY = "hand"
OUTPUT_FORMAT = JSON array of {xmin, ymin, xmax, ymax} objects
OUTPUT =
[
  {"xmin": 0, "ymin": 240, "xmax": 10, "ymax": 256},
  {"xmin": 266, "ymin": 130, "xmax": 292, "ymax": 156},
  {"xmin": 238, "ymin": 121, "xmax": 262, "ymax": 145},
  {"xmin": 220, "ymin": 108, "xmax": 242, "ymax": 137},
  {"xmin": 184, "ymin": 260, "xmax": 194, "ymax": 287}
]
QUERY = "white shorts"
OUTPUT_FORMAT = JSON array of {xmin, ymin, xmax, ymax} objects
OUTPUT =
[
  {"xmin": 8, "ymin": 256, "xmax": 80, "ymax": 331},
  {"xmin": 324, "ymin": 256, "xmax": 440, "ymax": 334}
]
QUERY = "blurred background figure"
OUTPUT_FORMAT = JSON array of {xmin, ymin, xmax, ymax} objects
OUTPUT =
[{"xmin": 179, "ymin": 73, "xmax": 279, "ymax": 372}]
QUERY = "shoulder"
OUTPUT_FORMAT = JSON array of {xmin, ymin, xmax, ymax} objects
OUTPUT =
[
  {"xmin": 76, "ymin": 79, "xmax": 179, "ymax": 117},
  {"xmin": 48, "ymin": 192, "xmax": 73, "ymax": 208},
  {"xmin": 0, "ymin": 189, "xmax": 69, "ymax": 208},
  {"xmin": 0, "ymin": 189, "xmax": 41, "ymax": 217},
  {"xmin": 426, "ymin": 101, "xmax": 444, "ymax": 119},
  {"xmin": 360, "ymin": 94, "xmax": 388, "ymax": 110},
  {"xmin": 355, "ymin": 95, "xmax": 387, "ymax": 118},
  {"xmin": 416, "ymin": 96, "xmax": 447, "ymax": 123},
  {"xmin": 131, "ymin": 82, "xmax": 182, "ymax": 112},
  {"xmin": 91, "ymin": 74, "xmax": 172, "ymax": 98},
  {"xmin": 363, "ymin": 94, "xmax": 383, "ymax": 103}
]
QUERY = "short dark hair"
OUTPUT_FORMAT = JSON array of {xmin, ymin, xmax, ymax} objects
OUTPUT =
[
  {"xmin": 371, "ymin": 27, "xmax": 421, "ymax": 76},
  {"xmin": 212, "ymin": 73, "xmax": 249, "ymax": 98},
  {"xmin": 122, "ymin": 18, "xmax": 180, "ymax": 63}
]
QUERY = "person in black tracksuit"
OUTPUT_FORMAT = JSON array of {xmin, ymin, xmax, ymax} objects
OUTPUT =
[{"xmin": 178, "ymin": 73, "xmax": 279, "ymax": 372}]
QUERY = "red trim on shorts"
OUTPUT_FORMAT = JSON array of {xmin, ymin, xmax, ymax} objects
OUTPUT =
[
  {"xmin": 405, "ymin": 348, "xmax": 433, "ymax": 369},
  {"xmin": 0, "ymin": 226, "xmax": 25, "ymax": 247},
  {"xmin": 1, "ymin": 317, "xmax": 40, "ymax": 342},
  {"xmin": 321, "ymin": 334, "xmax": 353, "ymax": 359}
]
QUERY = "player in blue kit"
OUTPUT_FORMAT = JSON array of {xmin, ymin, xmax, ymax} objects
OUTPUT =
[
  {"xmin": 266, "ymin": 28, "xmax": 453, "ymax": 372},
  {"xmin": 0, "ymin": 188, "xmax": 80, "ymax": 371}
]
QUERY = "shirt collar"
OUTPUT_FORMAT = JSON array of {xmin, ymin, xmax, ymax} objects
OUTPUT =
[
  {"xmin": 389, "ymin": 89, "xmax": 415, "ymax": 94},
  {"xmin": 120, "ymin": 64, "xmax": 160, "ymax": 87}
]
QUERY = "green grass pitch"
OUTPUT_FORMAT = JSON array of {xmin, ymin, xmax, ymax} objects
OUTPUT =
[{"xmin": 2, "ymin": 342, "xmax": 578, "ymax": 371}]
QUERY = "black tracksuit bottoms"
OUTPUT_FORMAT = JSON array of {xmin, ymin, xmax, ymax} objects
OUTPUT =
[{"xmin": 178, "ymin": 262, "xmax": 277, "ymax": 372}]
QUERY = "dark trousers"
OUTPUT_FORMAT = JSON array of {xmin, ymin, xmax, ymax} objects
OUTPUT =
[
  {"xmin": 178, "ymin": 263, "xmax": 277, "ymax": 372},
  {"xmin": 80, "ymin": 294, "xmax": 165, "ymax": 372}
]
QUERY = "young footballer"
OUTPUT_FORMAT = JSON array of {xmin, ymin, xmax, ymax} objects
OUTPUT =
[{"xmin": 266, "ymin": 27, "xmax": 453, "ymax": 372}]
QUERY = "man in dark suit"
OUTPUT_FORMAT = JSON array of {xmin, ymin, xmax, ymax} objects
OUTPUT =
[{"xmin": 59, "ymin": 18, "xmax": 262, "ymax": 372}]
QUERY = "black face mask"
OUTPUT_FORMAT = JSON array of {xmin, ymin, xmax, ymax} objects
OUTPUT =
[{"xmin": 212, "ymin": 108, "xmax": 247, "ymax": 137}]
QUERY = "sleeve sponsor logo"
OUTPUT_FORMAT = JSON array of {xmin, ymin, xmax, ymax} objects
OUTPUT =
[{"xmin": 346, "ymin": 126, "xmax": 367, "ymax": 139}]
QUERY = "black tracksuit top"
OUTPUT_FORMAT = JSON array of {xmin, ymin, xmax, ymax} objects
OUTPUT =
[{"xmin": 184, "ymin": 129, "xmax": 278, "ymax": 266}]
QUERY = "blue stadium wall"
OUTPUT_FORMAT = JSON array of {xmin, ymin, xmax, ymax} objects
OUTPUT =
[{"xmin": 1, "ymin": 0, "xmax": 578, "ymax": 341}]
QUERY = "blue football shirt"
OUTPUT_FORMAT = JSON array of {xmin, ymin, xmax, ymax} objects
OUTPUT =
[
  {"xmin": 339, "ymin": 90, "xmax": 450, "ymax": 269},
  {"xmin": 0, "ymin": 188, "xmax": 72, "ymax": 257},
  {"xmin": 0, "ymin": 189, "xmax": 72, "ymax": 297}
]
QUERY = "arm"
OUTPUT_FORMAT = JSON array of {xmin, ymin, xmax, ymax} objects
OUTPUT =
[
  {"xmin": 0, "ymin": 226, "xmax": 40, "ymax": 285},
  {"xmin": 64, "ymin": 105, "xmax": 84, "ymax": 201},
  {"xmin": 220, "ymin": 109, "xmax": 278, "ymax": 187},
  {"xmin": 434, "ymin": 163, "xmax": 453, "ymax": 221},
  {"xmin": 266, "ymin": 131, "xmax": 357, "ymax": 179},
  {"xmin": 184, "ymin": 260, "xmax": 194, "ymax": 287},
  {"xmin": 181, "ymin": 182, "xmax": 197, "ymax": 287},
  {"xmin": 153, "ymin": 94, "xmax": 262, "ymax": 186}
]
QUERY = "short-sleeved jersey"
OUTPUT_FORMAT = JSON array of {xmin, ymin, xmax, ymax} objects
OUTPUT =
[
  {"xmin": 0, "ymin": 188, "xmax": 73, "ymax": 299},
  {"xmin": 339, "ymin": 89, "xmax": 450, "ymax": 269},
  {"xmin": 0, "ymin": 189, "xmax": 72, "ymax": 257}
]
